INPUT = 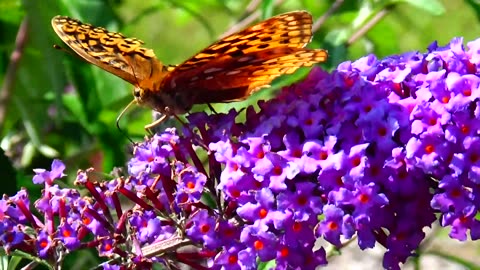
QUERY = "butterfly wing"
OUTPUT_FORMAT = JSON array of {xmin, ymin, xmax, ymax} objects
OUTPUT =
[
  {"xmin": 51, "ymin": 16, "xmax": 165, "ymax": 86},
  {"xmin": 160, "ymin": 11, "xmax": 327, "ymax": 103}
]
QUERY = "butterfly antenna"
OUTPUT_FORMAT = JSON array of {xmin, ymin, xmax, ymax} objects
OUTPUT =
[
  {"xmin": 123, "ymin": 50, "xmax": 144, "ymax": 143},
  {"xmin": 172, "ymin": 113, "xmax": 209, "ymax": 151},
  {"xmin": 53, "ymin": 44, "xmax": 86, "ymax": 62},
  {"xmin": 116, "ymin": 99, "xmax": 137, "ymax": 144}
]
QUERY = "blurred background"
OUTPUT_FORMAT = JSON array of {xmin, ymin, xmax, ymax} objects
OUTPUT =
[{"xmin": 1, "ymin": 0, "xmax": 480, "ymax": 268}]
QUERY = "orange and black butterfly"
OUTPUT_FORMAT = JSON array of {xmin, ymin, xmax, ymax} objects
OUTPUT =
[{"xmin": 51, "ymin": 11, "xmax": 328, "ymax": 130}]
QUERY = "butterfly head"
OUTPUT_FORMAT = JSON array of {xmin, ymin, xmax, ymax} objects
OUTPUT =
[{"xmin": 133, "ymin": 86, "xmax": 192, "ymax": 116}]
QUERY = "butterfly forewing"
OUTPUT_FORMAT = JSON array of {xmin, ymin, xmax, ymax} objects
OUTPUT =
[
  {"xmin": 160, "ymin": 11, "xmax": 328, "ymax": 103},
  {"xmin": 51, "ymin": 16, "xmax": 166, "ymax": 87},
  {"xmin": 171, "ymin": 11, "xmax": 316, "ymax": 73}
]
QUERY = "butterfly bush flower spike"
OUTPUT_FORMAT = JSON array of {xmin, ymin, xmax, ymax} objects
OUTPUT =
[{"xmin": 4, "ymin": 37, "xmax": 480, "ymax": 269}]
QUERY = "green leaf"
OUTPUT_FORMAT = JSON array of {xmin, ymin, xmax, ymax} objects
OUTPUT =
[
  {"xmin": 258, "ymin": 259, "xmax": 276, "ymax": 270},
  {"xmin": 62, "ymin": 92, "xmax": 89, "ymax": 129},
  {"xmin": 20, "ymin": 142, "xmax": 35, "ymax": 167},
  {"xmin": 0, "ymin": 147, "xmax": 17, "ymax": 196},
  {"xmin": 393, "ymin": 0, "xmax": 445, "ymax": 15},
  {"xmin": 261, "ymin": 0, "xmax": 274, "ymax": 19},
  {"xmin": 5, "ymin": 256, "xmax": 20, "ymax": 270},
  {"xmin": 427, "ymin": 250, "xmax": 480, "ymax": 269},
  {"xmin": 465, "ymin": 0, "xmax": 480, "ymax": 22},
  {"xmin": 8, "ymin": 250, "xmax": 53, "ymax": 270},
  {"xmin": 1, "ymin": 255, "xmax": 8, "ymax": 270},
  {"xmin": 0, "ymin": 0, "xmax": 24, "ymax": 24},
  {"xmin": 38, "ymin": 144, "xmax": 60, "ymax": 158}
]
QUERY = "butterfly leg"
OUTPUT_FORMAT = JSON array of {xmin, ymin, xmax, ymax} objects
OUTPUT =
[
  {"xmin": 144, "ymin": 114, "xmax": 167, "ymax": 135},
  {"xmin": 172, "ymin": 114, "xmax": 211, "ymax": 151},
  {"xmin": 207, "ymin": 103, "xmax": 218, "ymax": 114}
]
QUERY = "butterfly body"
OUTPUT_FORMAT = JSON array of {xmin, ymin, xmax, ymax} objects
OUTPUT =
[{"xmin": 51, "ymin": 11, "xmax": 328, "ymax": 127}]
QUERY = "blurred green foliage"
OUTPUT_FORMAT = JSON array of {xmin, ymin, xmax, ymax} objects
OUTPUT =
[{"xmin": 1, "ymin": 0, "xmax": 480, "ymax": 268}]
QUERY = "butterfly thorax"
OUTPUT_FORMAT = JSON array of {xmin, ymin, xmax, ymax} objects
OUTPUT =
[{"xmin": 133, "ymin": 61, "xmax": 194, "ymax": 115}]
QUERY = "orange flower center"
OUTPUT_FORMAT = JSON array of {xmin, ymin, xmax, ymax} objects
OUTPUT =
[
  {"xmin": 254, "ymin": 240, "xmax": 264, "ymax": 250},
  {"xmin": 259, "ymin": 208, "xmax": 268, "ymax": 219}
]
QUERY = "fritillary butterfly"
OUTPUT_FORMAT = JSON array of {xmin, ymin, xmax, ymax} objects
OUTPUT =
[{"xmin": 51, "ymin": 11, "xmax": 328, "ymax": 129}]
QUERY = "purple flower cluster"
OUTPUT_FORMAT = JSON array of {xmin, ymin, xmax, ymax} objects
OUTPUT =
[{"xmin": 3, "ymin": 36, "xmax": 480, "ymax": 269}]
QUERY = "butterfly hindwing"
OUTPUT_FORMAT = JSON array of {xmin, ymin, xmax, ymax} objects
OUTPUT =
[{"xmin": 178, "ymin": 47, "xmax": 328, "ymax": 103}]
